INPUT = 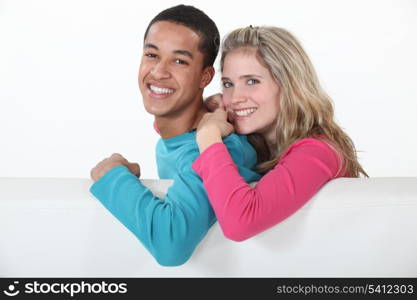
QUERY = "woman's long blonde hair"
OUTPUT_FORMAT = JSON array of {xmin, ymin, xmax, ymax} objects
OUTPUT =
[{"xmin": 221, "ymin": 26, "xmax": 367, "ymax": 177}]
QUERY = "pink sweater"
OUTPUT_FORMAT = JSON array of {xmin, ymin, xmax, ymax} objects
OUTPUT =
[{"xmin": 192, "ymin": 138, "xmax": 343, "ymax": 241}]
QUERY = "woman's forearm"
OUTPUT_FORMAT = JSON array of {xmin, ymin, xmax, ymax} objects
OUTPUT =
[
  {"xmin": 196, "ymin": 126, "xmax": 223, "ymax": 153},
  {"xmin": 193, "ymin": 138, "xmax": 341, "ymax": 241}
]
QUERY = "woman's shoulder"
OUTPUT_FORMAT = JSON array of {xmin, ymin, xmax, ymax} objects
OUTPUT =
[
  {"xmin": 280, "ymin": 137, "xmax": 342, "ymax": 175},
  {"xmin": 283, "ymin": 137, "xmax": 337, "ymax": 156}
]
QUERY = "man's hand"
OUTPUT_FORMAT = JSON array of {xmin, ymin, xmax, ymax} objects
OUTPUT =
[
  {"xmin": 90, "ymin": 153, "xmax": 140, "ymax": 182},
  {"xmin": 204, "ymin": 93, "xmax": 223, "ymax": 112}
]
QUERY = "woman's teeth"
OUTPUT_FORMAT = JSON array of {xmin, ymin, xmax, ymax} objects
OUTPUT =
[
  {"xmin": 235, "ymin": 108, "xmax": 257, "ymax": 117},
  {"xmin": 149, "ymin": 85, "xmax": 174, "ymax": 95}
]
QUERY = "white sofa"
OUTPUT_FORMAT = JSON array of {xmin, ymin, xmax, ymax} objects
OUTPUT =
[{"xmin": 1, "ymin": 177, "xmax": 416, "ymax": 277}]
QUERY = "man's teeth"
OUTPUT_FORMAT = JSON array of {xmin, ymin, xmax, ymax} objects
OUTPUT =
[
  {"xmin": 235, "ymin": 108, "xmax": 257, "ymax": 117},
  {"xmin": 149, "ymin": 85, "xmax": 174, "ymax": 95}
]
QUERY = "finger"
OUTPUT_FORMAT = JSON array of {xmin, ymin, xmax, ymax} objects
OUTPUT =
[
  {"xmin": 128, "ymin": 163, "xmax": 141, "ymax": 177},
  {"xmin": 111, "ymin": 153, "xmax": 132, "ymax": 169},
  {"xmin": 205, "ymin": 93, "xmax": 224, "ymax": 112},
  {"xmin": 212, "ymin": 93, "xmax": 224, "ymax": 109},
  {"xmin": 91, "ymin": 165, "xmax": 103, "ymax": 182},
  {"xmin": 213, "ymin": 93, "xmax": 223, "ymax": 103},
  {"xmin": 90, "ymin": 167, "xmax": 97, "ymax": 181},
  {"xmin": 226, "ymin": 108, "xmax": 235, "ymax": 123},
  {"xmin": 205, "ymin": 98, "xmax": 219, "ymax": 112},
  {"xmin": 200, "ymin": 112, "xmax": 213, "ymax": 123},
  {"xmin": 91, "ymin": 159, "xmax": 105, "ymax": 181},
  {"xmin": 217, "ymin": 100, "xmax": 225, "ymax": 110},
  {"xmin": 213, "ymin": 107, "xmax": 228, "ymax": 119},
  {"xmin": 227, "ymin": 122, "xmax": 235, "ymax": 133},
  {"xmin": 111, "ymin": 153, "xmax": 127, "ymax": 162}
]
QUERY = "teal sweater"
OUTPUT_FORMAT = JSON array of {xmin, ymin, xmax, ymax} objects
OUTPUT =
[{"xmin": 90, "ymin": 130, "xmax": 260, "ymax": 266}]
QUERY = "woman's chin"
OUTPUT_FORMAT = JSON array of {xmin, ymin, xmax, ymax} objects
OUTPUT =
[{"xmin": 235, "ymin": 126, "xmax": 255, "ymax": 135}]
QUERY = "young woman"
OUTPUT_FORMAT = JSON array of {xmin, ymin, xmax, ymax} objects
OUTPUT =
[{"xmin": 192, "ymin": 26, "xmax": 367, "ymax": 242}]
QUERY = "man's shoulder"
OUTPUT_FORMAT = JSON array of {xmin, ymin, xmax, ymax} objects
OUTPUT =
[
  {"xmin": 156, "ymin": 133, "xmax": 199, "ymax": 169},
  {"xmin": 170, "ymin": 133, "xmax": 253, "ymax": 168},
  {"xmin": 224, "ymin": 133, "xmax": 249, "ymax": 145},
  {"xmin": 223, "ymin": 133, "xmax": 254, "ymax": 153},
  {"xmin": 223, "ymin": 133, "xmax": 258, "ymax": 168}
]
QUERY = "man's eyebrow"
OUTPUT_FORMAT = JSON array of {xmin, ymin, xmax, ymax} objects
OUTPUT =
[
  {"xmin": 144, "ymin": 43, "xmax": 158, "ymax": 50},
  {"xmin": 174, "ymin": 49, "xmax": 193, "ymax": 59},
  {"xmin": 143, "ymin": 44, "xmax": 193, "ymax": 59}
]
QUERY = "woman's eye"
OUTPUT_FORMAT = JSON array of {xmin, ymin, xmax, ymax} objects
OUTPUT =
[
  {"xmin": 222, "ymin": 81, "xmax": 233, "ymax": 88},
  {"xmin": 247, "ymin": 78, "xmax": 259, "ymax": 85},
  {"xmin": 175, "ymin": 59, "xmax": 188, "ymax": 65}
]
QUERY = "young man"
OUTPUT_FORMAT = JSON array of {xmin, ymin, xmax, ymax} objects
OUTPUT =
[{"xmin": 89, "ymin": 5, "xmax": 260, "ymax": 266}]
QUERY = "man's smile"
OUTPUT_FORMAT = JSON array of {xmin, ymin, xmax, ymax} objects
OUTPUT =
[{"xmin": 147, "ymin": 83, "xmax": 176, "ymax": 99}]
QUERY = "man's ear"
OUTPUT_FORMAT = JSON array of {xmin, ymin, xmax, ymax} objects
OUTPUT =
[{"xmin": 199, "ymin": 66, "xmax": 215, "ymax": 89}]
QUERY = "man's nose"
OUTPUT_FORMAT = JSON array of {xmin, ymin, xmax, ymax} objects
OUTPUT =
[{"xmin": 151, "ymin": 61, "xmax": 170, "ymax": 80}]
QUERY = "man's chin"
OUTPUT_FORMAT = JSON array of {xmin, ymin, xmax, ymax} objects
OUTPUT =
[
  {"xmin": 147, "ymin": 110, "xmax": 171, "ymax": 119},
  {"xmin": 143, "ymin": 103, "xmax": 166, "ymax": 116}
]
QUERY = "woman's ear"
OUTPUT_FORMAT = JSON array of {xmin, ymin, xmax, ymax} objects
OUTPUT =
[{"xmin": 199, "ymin": 66, "xmax": 215, "ymax": 88}]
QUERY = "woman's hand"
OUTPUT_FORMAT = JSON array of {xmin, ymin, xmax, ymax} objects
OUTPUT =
[
  {"xmin": 198, "ymin": 108, "xmax": 234, "ymax": 138},
  {"xmin": 196, "ymin": 108, "xmax": 234, "ymax": 153}
]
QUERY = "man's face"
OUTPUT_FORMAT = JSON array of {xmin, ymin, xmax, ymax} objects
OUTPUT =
[{"xmin": 139, "ymin": 21, "xmax": 210, "ymax": 119}]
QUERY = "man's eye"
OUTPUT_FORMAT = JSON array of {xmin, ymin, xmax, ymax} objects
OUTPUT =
[
  {"xmin": 247, "ymin": 79, "xmax": 260, "ymax": 85},
  {"xmin": 175, "ymin": 59, "xmax": 188, "ymax": 65},
  {"xmin": 144, "ymin": 53, "xmax": 157, "ymax": 58},
  {"xmin": 222, "ymin": 81, "xmax": 233, "ymax": 88}
]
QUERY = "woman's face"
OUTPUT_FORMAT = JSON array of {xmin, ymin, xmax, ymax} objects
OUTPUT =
[{"xmin": 221, "ymin": 47, "xmax": 280, "ymax": 142}]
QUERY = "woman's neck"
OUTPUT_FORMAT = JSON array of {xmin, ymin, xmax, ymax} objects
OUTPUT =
[{"xmin": 262, "ymin": 125, "xmax": 278, "ymax": 156}]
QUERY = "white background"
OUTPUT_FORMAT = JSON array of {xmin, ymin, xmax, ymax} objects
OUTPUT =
[{"xmin": 1, "ymin": 0, "xmax": 416, "ymax": 179}]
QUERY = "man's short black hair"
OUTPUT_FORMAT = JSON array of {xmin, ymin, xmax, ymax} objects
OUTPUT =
[{"xmin": 144, "ymin": 5, "xmax": 220, "ymax": 68}]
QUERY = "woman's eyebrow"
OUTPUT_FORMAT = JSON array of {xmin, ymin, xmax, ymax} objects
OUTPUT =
[
  {"xmin": 239, "ymin": 74, "xmax": 263, "ymax": 79},
  {"xmin": 221, "ymin": 74, "xmax": 263, "ymax": 81}
]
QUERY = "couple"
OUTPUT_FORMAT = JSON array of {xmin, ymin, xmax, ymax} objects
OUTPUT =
[{"xmin": 90, "ymin": 5, "xmax": 367, "ymax": 266}]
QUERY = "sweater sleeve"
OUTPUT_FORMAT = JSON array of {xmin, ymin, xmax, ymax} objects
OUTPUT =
[
  {"xmin": 90, "ymin": 138, "xmax": 259, "ymax": 266},
  {"xmin": 90, "ymin": 162, "xmax": 213, "ymax": 267},
  {"xmin": 192, "ymin": 138, "xmax": 341, "ymax": 242}
]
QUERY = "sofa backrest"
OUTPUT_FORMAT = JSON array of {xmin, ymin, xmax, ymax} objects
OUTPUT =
[{"xmin": 1, "ymin": 177, "xmax": 416, "ymax": 277}]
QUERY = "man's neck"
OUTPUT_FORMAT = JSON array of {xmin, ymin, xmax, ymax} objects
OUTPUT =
[{"xmin": 156, "ymin": 102, "xmax": 208, "ymax": 139}]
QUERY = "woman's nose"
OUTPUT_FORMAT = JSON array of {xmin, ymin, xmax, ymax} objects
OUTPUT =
[
  {"xmin": 230, "ymin": 86, "xmax": 249, "ymax": 105},
  {"xmin": 231, "ymin": 94, "xmax": 248, "ymax": 105}
]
